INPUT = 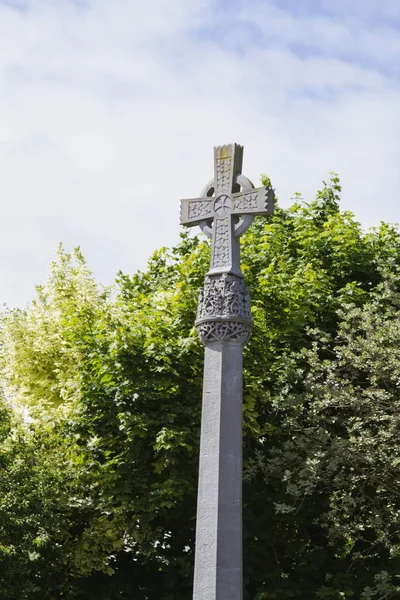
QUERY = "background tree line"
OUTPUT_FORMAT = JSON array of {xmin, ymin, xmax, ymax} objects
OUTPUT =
[{"xmin": 1, "ymin": 175, "xmax": 400, "ymax": 599}]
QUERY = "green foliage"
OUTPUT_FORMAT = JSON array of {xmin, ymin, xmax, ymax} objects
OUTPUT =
[
  {"xmin": 0, "ymin": 245, "xmax": 108, "ymax": 407},
  {"xmin": 1, "ymin": 175, "xmax": 400, "ymax": 598}
]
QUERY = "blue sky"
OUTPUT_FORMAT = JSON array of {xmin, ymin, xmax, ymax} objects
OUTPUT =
[{"xmin": 0, "ymin": 0, "xmax": 400, "ymax": 306}]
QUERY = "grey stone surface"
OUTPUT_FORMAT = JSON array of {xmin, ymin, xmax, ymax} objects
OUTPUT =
[
  {"xmin": 180, "ymin": 144, "xmax": 275, "ymax": 600},
  {"xmin": 192, "ymin": 342, "xmax": 243, "ymax": 600}
]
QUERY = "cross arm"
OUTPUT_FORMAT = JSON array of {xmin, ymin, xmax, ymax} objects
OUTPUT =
[
  {"xmin": 231, "ymin": 186, "xmax": 275, "ymax": 217},
  {"xmin": 180, "ymin": 197, "xmax": 213, "ymax": 227}
]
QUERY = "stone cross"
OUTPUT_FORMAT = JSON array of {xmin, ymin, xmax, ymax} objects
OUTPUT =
[
  {"xmin": 181, "ymin": 144, "xmax": 274, "ymax": 278},
  {"xmin": 180, "ymin": 144, "xmax": 275, "ymax": 600}
]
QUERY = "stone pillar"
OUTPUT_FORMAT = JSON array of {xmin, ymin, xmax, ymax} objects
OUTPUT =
[{"xmin": 192, "ymin": 273, "xmax": 252, "ymax": 600}]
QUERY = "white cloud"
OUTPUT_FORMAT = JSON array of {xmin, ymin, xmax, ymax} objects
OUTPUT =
[{"xmin": 0, "ymin": 0, "xmax": 400, "ymax": 306}]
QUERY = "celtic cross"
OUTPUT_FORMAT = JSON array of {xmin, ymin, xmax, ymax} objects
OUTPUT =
[
  {"xmin": 179, "ymin": 144, "xmax": 275, "ymax": 600},
  {"xmin": 180, "ymin": 144, "xmax": 274, "ymax": 277}
]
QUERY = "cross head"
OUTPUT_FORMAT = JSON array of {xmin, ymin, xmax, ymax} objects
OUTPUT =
[{"xmin": 180, "ymin": 144, "xmax": 275, "ymax": 277}]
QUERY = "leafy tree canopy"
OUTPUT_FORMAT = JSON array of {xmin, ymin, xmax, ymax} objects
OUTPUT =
[{"xmin": 1, "ymin": 174, "xmax": 400, "ymax": 599}]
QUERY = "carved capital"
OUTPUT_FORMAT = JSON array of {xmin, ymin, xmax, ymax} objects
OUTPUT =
[
  {"xmin": 196, "ymin": 321, "xmax": 252, "ymax": 345},
  {"xmin": 195, "ymin": 274, "xmax": 253, "ymax": 345}
]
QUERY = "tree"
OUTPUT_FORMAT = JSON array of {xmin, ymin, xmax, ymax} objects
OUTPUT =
[{"xmin": 1, "ymin": 175, "xmax": 400, "ymax": 598}]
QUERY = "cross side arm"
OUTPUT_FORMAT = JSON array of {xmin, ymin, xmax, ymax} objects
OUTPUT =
[
  {"xmin": 231, "ymin": 186, "xmax": 275, "ymax": 217},
  {"xmin": 180, "ymin": 197, "xmax": 213, "ymax": 227}
]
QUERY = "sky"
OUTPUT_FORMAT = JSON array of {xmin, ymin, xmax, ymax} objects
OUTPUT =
[{"xmin": 1, "ymin": 0, "xmax": 400, "ymax": 306}]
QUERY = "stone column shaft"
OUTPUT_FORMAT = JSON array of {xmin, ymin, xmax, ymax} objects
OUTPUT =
[{"xmin": 193, "ymin": 342, "xmax": 243, "ymax": 600}]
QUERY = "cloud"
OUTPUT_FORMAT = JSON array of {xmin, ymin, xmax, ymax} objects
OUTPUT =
[{"xmin": 0, "ymin": 0, "xmax": 399, "ymax": 306}]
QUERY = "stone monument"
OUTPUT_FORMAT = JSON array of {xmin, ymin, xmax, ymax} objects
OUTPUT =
[{"xmin": 180, "ymin": 144, "xmax": 275, "ymax": 600}]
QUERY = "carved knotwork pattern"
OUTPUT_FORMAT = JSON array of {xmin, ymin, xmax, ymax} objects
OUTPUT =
[
  {"xmin": 212, "ymin": 219, "xmax": 230, "ymax": 267},
  {"xmin": 196, "ymin": 321, "xmax": 252, "ymax": 345},
  {"xmin": 216, "ymin": 157, "xmax": 232, "ymax": 191},
  {"xmin": 197, "ymin": 274, "xmax": 252, "ymax": 323},
  {"xmin": 188, "ymin": 200, "xmax": 212, "ymax": 220},
  {"xmin": 196, "ymin": 274, "xmax": 253, "ymax": 345},
  {"xmin": 235, "ymin": 191, "xmax": 258, "ymax": 211}
]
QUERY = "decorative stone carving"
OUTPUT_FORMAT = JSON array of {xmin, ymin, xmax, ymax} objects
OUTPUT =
[
  {"xmin": 188, "ymin": 199, "xmax": 212, "ymax": 220},
  {"xmin": 196, "ymin": 321, "xmax": 252, "ymax": 345},
  {"xmin": 212, "ymin": 219, "xmax": 230, "ymax": 268},
  {"xmin": 179, "ymin": 143, "xmax": 275, "ymax": 342},
  {"xmin": 214, "ymin": 194, "xmax": 232, "ymax": 217},
  {"xmin": 216, "ymin": 156, "xmax": 233, "ymax": 191},
  {"xmin": 180, "ymin": 145, "xmax": 275, "ymax": 277},
  {"xmin": 195, "ymin": 273, "xmax": 253, "ymax": 345},
  {"xmin": 235, "ymin": 191, "xmax": 258, "ymax": 211}
]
